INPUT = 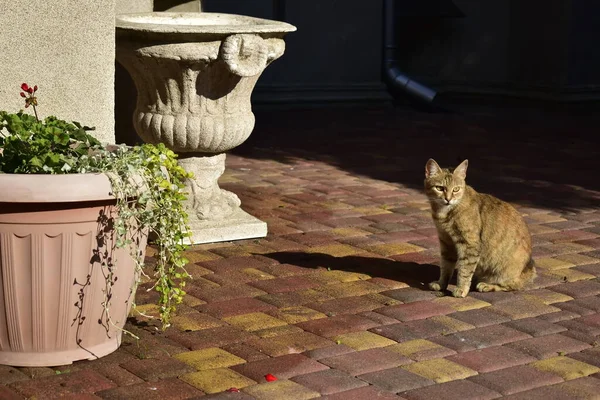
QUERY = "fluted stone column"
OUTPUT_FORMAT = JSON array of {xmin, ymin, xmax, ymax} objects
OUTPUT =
[{"xmin": 116, "ymin": 13, "xmax": 295, "ymax": 244}]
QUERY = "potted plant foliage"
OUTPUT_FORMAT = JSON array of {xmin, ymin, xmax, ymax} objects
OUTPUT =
[{"xmin": 0, "ymin": 84, "xmax": 192, "ymax": 367}]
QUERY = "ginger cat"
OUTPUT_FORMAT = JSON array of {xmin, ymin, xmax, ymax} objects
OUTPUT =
[{"xmin": 424, "ymin": 159, "xmax": 535, "ymax": 297}]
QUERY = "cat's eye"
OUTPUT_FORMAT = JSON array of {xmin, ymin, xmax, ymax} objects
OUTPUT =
[
  {"xmin": 434, "ymin": 186, "xmax": 444, "ymax": 191},
  {"xmin": 453, "ymin": 187, "xmax": 461, "ymax": 192}
]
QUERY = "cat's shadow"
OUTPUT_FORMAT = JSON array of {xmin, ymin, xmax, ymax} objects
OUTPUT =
[{"xmin": 261, "ymin": 251, "xmax": 443, "ymax": 291}]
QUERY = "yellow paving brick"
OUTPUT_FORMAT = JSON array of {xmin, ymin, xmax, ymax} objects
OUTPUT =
[
  {"xmin": 330, "ymin": 227, "xmax": 371, "ymax": 237},
  {"xmin": 386, "ymin": 339, "xmax": 445, "ymax": 358},
  {"xmin": 546, "ymin": 269, "xmax": 596, "ymax": 282},
  {"xmin": 175, "ymin": 348, "xmax": 246, "ymax": 370},
  {"xmin": 524, "ymin": 292, "xmax": 573, "ymax": 305},
  {"xmin": 365, "ymin": 243, "xmax": 425, "ymax": 257},
  {"xmin": 332, "ymin": 331, "xmax": 397, "ymax": 351},
  {"xmin": 130, "ymin": 304, "xmax": 160, "ymax": 318},
  {"xmin": 181, "ymin": 368, "xmax": 256, "ymax": 394},
  {"xmin": 182, "ymin": 294, "xmax": 206, "ymax": 308},
  {"xmin": 248, "ymin": 331, "xmax": 334, "ymax": 356},
  {"xmin": 555, "ymin": 253, "xmax": 599, "ymax": 266},
  {"xmin": 529, "ymin": 214, "xmax": 567, "ymax": 223},
  {"xmin": 184, "ymin": 264, "xmax": 215, "ymax": 277},
  {"xmin": 254, "ymin": 325, "xmax": 304, "ymax": 338},
  {"xmin": 306, "ymin": 244, "xmax": 361, "ymax": 257},
  {"xmin": 531, "ymin": 356, "xmax": 600, "ymax": 380},
  {"xmin": 308, "ymin": 270, "xmax": 371, "ymax": 285},
  {"xmin": 433, "ymin": 296, "xmax": 490, "ymax": 312},
  {"xmin": 269, "ymin": 306, "xmax": 327, "ymax": 324},
  {"xmin": 224, "ymin": 312, "xmax": 288, "ymax": 332},
  {"xmin": 243, "ymin": 380, "xmax": 320, "ymax": 400},
  {"xmin": 315, "ymin": 201, "xmax": 354, "ymax": 210},
  {"xmin": 428, "ymin": 315, "xmax": 475, "ymax": 333},
  {"xmin": 171, "ymin": 314, "xmax": 222, "ymax": 332},
  {"xmin": 535, "ymin": 257, "xmax": 576, "ymax": 270},
  {"xmin": 549, "ymin": 242, "xmax": 594, "ymax": 254},
  {"xmin": 353, "ymin": 207, "xmax": 394, "ymax": 216},
  {"xmin": 182, "ymin": 250, "xmax": 222, "ymax": 263},
  {"xmin": 402, "ymin": 358, "xmax": 478, "ymax": 383},
  {"xmin": 242, "ymin": 268, "xmax": 276, "ymax": 280},
  {"xmin": 314, "ymin": 280, "xmax": 385, "ymax": 298}
]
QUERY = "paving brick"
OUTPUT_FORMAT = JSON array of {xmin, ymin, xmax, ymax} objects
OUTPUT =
[
  {"xmin": 224, "ymin": 312, "xmax": 288, "ymax": 332},
  {"xmin": 170, "ymin": 312, "xmax": 225, "ymax": 331},
  {"xmin": 248, "ymin": 275, "xmax": 320, "ymax": 294},
  {"xmin": 504, "ymin": 317, "xmax": 568, "ymax": 336},
  {"xmin": 332, "ymin": 331, "xmax": 397, "ymax": 351},
  {"xmin": 531, "ymin": 356, "xmax": 600, "ymax": 380},
  {"xmin": 403, "ymin": 379, "xmax": 501, "ymax": 400},
  {"xmin": 308, "ymin": 295, "xmax": 385, "ymax": 316},
  {"xmin": 556, "ymin": 317, "xmax": 600, "ymax": 336},
  {"xmin": 166, "ymin": 326, "xmax": 254, "ymax": 350},
  {"xmin": 359, "ymin": 310, "xmax": 400, "ymax": 325},
  {"xmin": 381, "ymin": 288, "xmax": 438, "ymax": 303},
  {"xmin": 506, "ymin": 333, "xmax": 591, "ymax": 359},
  {"xmin": 401, "ymin": 358, "xmax": 477, "ymax": 383},
  {"xmin": 448, "ymin": 308, "xmax": 511, "ymax": 327},
  {"xmin": 320, "ymin": 385, "xmax": 401, "ymax": 400},
  {"xmin": 291, "ymin": 369, "xmax": 368, "ymax": 395},
  {"xmin": 0, "ymin": 386, "xmax": 27, "ymax": 400},
  {"xmin": 499, "ymin": 385, "xmax": 577, "ymax": 400},
  {"xmin": 358, "ymin": 367, "xmax": 435, "ymax": 393},
  {"xmin": 430, "ymin": 324, "xmax": 531, "ymax": 352},
  {"xmin": 245, "ymin": 331, "xmax": 335, "ymax": 356},
  {"xmin": 253, "ymin": 324, "xmax": 304, "ymax": 338},
  {"xmin": 296, "ymin": 314, "xmax": 379, "ymax": 337},
  {"xmin": 569, "ymin": 348, "xmax": 600, "ymax": 368},
  {"xmin": 90, "ymin": 364, "xmax": 144, "ymax": 387},
  {"xmin": 555, "ymin": 376, "xmax": 600, "ymax": 399},
  {"xmin": 10, "ymin": 370, "xmax": 116, "ymax": 399},
  {"xmin": 523, "ymin": 289, "xmax": 574, "ymax": 305},
  {"xmin": 200, "ymin": 391, "xmax": 256, "ymax": 400},
  {"xmin": 95, "ymin": 378, "xmax": 203, "ymax": 400},
  {"xmin": 469, "ymin": 290, "xmax": 517, "ymax": 304},
  {"xmin": 375, "ymin": 300, "xmax": 455, "ymax": 321},
  {"xmin": 303, "ymin": 344, "xmax": 356, "ymax": 360},
  {"xmin": 538, "ymin": 310, "xmax": 579, "ymax": 323},
  {"xmin": 180, "ymin": 368, "xmax": 256, "ymax": 394},
  {"xmin": 174, "ymin": 348, "xmax": 246, "ymax": 370},
  {"xmin": 121, "ymin": 357, "xmax": 196, "ymax": 381},
  {"xmin": 222, "ymin": 343, "xmax": 272, "ymax": 363},
  {"xmin": 191, "ymin": 284, "xmax": 268, "ymax": 303},
  {"xmin": 258, "ymin": 288, "xmax": 333, "ymax": 307},
  {"xmin": 550, "ymin": 280, "xmax": 600, "ymax": 298},
  {"xmin": 0, "ymin": 366, "xmax": 30, "ymax": 385},
  {"xmin": 243, "ymin": 379, "xmax": 321, "ymax": 400},
  {"xmin": 554, "ymin": 300, "xmax": 597, "ymax": 316},
  {"xmin": 446, "ymin": 346, "xmax": 537, "ymax": 373},
  {"xmin": 490, "ymin": 297, "xmax": 561, "ymax": 319},
  {"xmin": 313, "ymin": 280, "xmax": 386, "ymax": 298},
  {"xmin": 572, "ymin": 295, "xmax": 600, "ymax": 312},
  {"xmin": 231, "ymin": 354, "xmax": 329, "ymax": 382},
  {"xmin": 320, "ymin": 348, "xmax": 412, "ymax": 376},
  {"xmin": 198, "ymin": 298, "xmax": 278, "ymax": 318},
  {"xmin": 469, "ymin": 365, "xmax": 564, "ymax": 395},
  {"xmin": 386, "ymin": 339, "xmax": 456, "ymax": 361}
]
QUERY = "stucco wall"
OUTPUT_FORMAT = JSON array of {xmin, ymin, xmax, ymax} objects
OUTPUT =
[{"xmin": 0, "ymin": 1, "xmax": 117, "ymax": 143}]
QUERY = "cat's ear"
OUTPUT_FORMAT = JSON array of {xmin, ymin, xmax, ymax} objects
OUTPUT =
[
  {"xmin": 453, "ymin": 159, "xmax": 469, "ymax": 180},
  {"xmin": 425, "ymin": 159, "xmax": 442, "ymax": 178}
]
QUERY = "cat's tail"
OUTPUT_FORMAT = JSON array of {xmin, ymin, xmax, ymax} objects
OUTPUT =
[{"xmin": 519, "ymin": 257, "xmax": 537, "ymax": 288}]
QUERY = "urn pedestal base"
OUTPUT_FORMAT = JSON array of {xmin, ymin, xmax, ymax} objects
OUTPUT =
[
  {"xmin": 184, "ymin": 208, "xmax": 267, "ymax": 245},
  {"xmin": 179, "ymin": 153, "xmax": 267, "ymax": 245}
]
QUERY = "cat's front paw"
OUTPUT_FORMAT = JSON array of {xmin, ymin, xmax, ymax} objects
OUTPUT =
[
  {"xmin": 452, "ymin": 287, "xmax": 469, "ymax": 298},
  {"xmin": 428, "ymin": 281, "xmax": 444, "ymax": 291}
]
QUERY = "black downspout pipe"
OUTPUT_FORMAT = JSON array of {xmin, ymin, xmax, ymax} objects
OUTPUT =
[{"xmin": 383, "ymin": 0, "xmax": 437, "ymax": 103}]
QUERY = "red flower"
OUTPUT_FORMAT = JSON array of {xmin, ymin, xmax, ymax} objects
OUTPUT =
[
  {"xmin": 27, "ymin": 87, "xmax": 33, "ymax": 94},
  {"xmin": 265, "ymin": 374, "xmax": 278, "ymax": 382},
  {"xmin": 33, "ymin": 85, "xmax": 38, "ymax": 92},
  {"xmin": 20, "ymin": 92, "xmax": 26, "ymax": 98},
  {"xmin": 24, "ymin": 103, "xmax": 30, "ymax": 108},
  {"xmin": 21, "ymin": 83, "xmax": 29, "ymax": 91}
]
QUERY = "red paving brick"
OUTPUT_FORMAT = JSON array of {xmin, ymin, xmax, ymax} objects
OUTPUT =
[{"xmin": 3, "ymin": 107, "xmax": 600, "ymax": 398}]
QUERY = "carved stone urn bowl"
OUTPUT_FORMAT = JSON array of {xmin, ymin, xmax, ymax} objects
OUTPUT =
[{"xmin": 116, "ymin": 13, "xmax": 296, "ymax": 244}]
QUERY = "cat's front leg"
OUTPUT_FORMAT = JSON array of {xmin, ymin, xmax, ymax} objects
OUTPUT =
[
  {"xmin": 452, "ymin": 243, "xmax": 481, "ymax": 298},
  {"xmin": 429, "ymin": 242, "xmax": 456, "ymax": 292}
]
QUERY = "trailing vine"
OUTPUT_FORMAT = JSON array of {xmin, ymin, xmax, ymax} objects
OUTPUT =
[{"xmin": 0, "ymin": 83, "xmax": 192, "ymax": 332}]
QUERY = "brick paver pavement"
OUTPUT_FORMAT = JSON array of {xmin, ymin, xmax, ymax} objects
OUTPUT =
[{"xmin": 2, "ymin": 105, "xmax": 600, "ymax": 399}]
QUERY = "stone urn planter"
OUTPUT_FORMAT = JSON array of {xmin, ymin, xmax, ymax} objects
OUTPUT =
[
  {"xmin": 0, "ymin": 174, "xmax": 147, "ymax": 367},
  {"xmin": 115, "ymin": 12, "xmax": 296, "ymax": 244}
]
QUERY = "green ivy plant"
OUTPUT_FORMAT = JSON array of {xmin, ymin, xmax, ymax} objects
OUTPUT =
[{"xmin": 0, "ymin": 83, "xmax": 192, "ymax": 332}]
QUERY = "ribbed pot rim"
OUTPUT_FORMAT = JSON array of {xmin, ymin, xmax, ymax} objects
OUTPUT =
[
  {"xmin": 115, "ymin": 12, "xmax": 297, "ymax": 35},
  {"xmin": 0, "ymin": 173, "xmax": 114, "ymax": 203}
]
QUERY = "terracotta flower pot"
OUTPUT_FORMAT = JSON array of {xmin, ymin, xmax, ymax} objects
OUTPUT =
[{"xmin": 0, "ymin": 173, "xmax": 147, "ymax": 367}]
